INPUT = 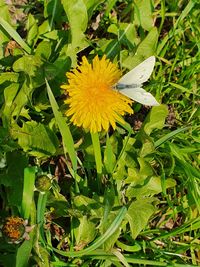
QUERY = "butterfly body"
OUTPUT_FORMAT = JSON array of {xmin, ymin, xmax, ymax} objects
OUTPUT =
[
  {"xmin": 116, "ymin": 56, "xmax": 159, "ymax": 106},
  {"xmin": 117, "ymin": 83, "xmax": 140, "ymax": 89}
]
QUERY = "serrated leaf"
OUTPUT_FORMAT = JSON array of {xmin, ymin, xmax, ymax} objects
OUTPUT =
[
  {"xmin": 126, "ymin": 177, "xmax": 176, "ymax": 199},
  {"xmin": 16, "ymin": 121, "xmax": 59, "ymax": 157},
  {"xmin": 126, "ymin": 198, "xmax": 156, "ymax": 239}
]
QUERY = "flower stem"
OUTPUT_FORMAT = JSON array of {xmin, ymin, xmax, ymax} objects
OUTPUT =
[{"xmin": 91, "ymin": 132, "xmax": 102, "ymax": 189}]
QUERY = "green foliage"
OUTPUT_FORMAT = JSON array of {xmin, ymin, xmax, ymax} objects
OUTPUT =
[{"xmin": 0, "ymin": 0, "xmax": 199, "ymax": 266}]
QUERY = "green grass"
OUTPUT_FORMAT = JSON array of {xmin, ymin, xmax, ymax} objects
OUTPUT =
[{"xmin": 0, "ymin": 0, "xmax": 200, "ymax": 266}]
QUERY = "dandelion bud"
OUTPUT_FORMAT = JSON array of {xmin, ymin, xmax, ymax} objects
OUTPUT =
[{"xmin": 35, "ymin": 175, "xmax": 52, "ymax": 192}]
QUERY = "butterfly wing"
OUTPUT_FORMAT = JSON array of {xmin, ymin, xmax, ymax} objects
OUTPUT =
[
  {"xmin": 118, "ymin": 56, "xmax": 155, "ymax": 85},
  {"xmin": 120, "ymin": 87, "xmax": 159, "ymax": 106}
]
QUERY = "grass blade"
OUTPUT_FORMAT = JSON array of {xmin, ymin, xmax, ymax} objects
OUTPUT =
[
  {"xmin": 154, "ymin": 126, "xmax": 190, "ymax": 147},
  {"xmin": 45, "ymin": 79, "xmax": 77, "ymax": 175},
  {"xmin": 0, "ymin": 17, "xmax": 31, "ymax": 54},
  {"xmin": 52, "ymin": 206, "xmax": 127, "ymax": 257}
]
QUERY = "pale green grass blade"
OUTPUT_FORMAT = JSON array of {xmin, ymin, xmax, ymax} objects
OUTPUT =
[
  {"xmin": 21, "ymin": 166, "xmax": 36, "ymax": 219},
  {"xmin": 52, "ymin": 206, "xmax": 127, "ymax": 257},
  {"xmin": 154, "ymin": 126, "xmax": 190, "ymax": 147},
  {"xmin": 0, "ymin": 17, "xmax": 31, "ymax": 54},
  {"xmin": 58, "ymin": 250, "xmax": 197, "ymax": 266},
  {"xmin": 45, "ymin": 79, "xmax": 77, "ymax": 174},
  {"xmin": 157, "ymin": 0, "xmax": 195, "ymax": 55},
  {"xmin": 112, "ymin": 249, "xmax": 130, "ymax": 267}
]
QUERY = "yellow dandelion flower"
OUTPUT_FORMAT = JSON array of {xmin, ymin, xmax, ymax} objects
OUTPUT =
[{"xmin": 61, "ymin": 55, "xmax": 133, "ymax": 133}]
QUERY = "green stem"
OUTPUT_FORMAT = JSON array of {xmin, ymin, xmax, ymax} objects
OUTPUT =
[
  {"xmin": 37, "ymin": 192, "xmax": 47, "ymax": 244},
  {"xmin": 91, "ymin": 132, "xmax": 103, "ymax": 190},
  {"xmin": 21, "ymin": 167, "xmax": 36, "ymax": 219}
]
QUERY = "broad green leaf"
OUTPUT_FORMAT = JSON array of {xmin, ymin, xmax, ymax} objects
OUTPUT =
[
  {"xmin": 134, "ymin": 0, "xmax": 154, "ymax": 31},
  {"xmin": 126, "ymin": 177, "xmax": 176, "ymax": 199},
  {"xmin": 122, "ymin": 27, "xmax": 158, "ymax": 69},
  {"xmin": 43, "ymin": 0, "xmax": 63, "ymax": 29},
  {"xmin": 104, "ymin": 0, "xmax": 118, "ymax": 16},
  {"xmin": 107, "ymin": 23, "xmax": 139, "ymax": 57},
  {"xmin": 9, "ymin": 81, "xmax": 31, "ymax": 118},
  {"xmin": 126, "ymin": 198, "xmax": 156, "ymax": 239},
  {"xmin": 139, "ymin": 138, "xmax": 155, "ymax": 157},
  {"xmin": 26, "ymin": 14, "xmax": 38, "ymax": 47},
  {"xmin": 119, "ymin": 23, "xmax": 139, "ymax": 49},
  {"xmin": 83, "ymin": 0, "xmax": 104, "ymax": 19},
  {"xmin": 0, "ymin": 127, "xmax": 19, "ymax": 154},
  {"xmin": 54, "ymin": 43, "xmax": 77, "ymax": 72},
  {"xmin": 143, "ymin": 104, "xmax": 168, "ymax": 135},
  {"xmin": 74, "ymin": 195, "xmax": 103, "ymax": 218},
  {"xmin": 16, "ymin": 121, "xmax": 59, "ymax": 157},
  {"xmin": 125, "ymin": 157, "xmax": 154, "ymax": 185},
  {"xmin": 2, "ymin": 83, "xmax": 19, "ymax": 126},
  {"xmin": 46, "ymin": 190, "xmax": 69, "ymax": 218},
  {"xmin": 0, "ymin": 72, "xmax": 19, "ymax": 84},
  {"xmin": 61, "ymin": 0, "xmax": 88, "ymax": 47},
  {"xmin": 35, "ymin": 41, "xmax": 52, "ymax": 60},
  {"xmin": 138, "ymin": 157, "xmax": 154, "ymax": 179},
  {"xmin": 0, "ymin": 0, "xmax": 12, "ymax": 26},
  {"xmin": 38, "ymin": 20, "xmax": 51, "ymax": 36},
  {"xmin": 0, "ymin": 1, "xmax": 15, "ymax": 58},
  {"xmin": 13, "ymin": 55, "xmax": 45, "ymax": 87},
  {"xmin": 0, "ymin": 151, "xmax": 28, "ymax": 208},
  {"xmin": 74, "ymin": 216, "xmax": 96, "ymax": 249}
]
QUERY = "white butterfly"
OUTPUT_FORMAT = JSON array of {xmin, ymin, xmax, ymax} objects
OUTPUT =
[{"xmin": 116, "ymin": 56, "xmax": 159, "ymax": 106}]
